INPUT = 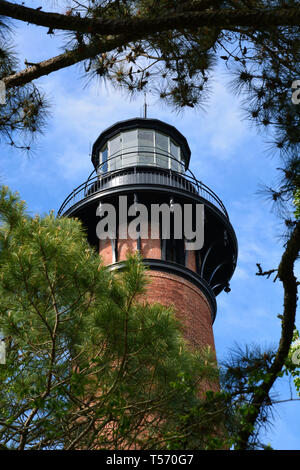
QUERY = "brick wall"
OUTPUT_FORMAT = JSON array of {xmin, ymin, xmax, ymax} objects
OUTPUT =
[{"xmin": 144, "ymin": 270, "xmax": 215, "ymax": 353}]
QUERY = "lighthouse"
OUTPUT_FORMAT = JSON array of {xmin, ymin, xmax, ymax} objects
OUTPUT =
[{"xmin": 58, "ymin": 117, "xmax": 237, "ymax": 354}]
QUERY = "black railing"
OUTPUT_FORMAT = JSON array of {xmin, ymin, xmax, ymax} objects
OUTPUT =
[{"xmin": 58, "ymin": 152, "xmax": 229, "ymax": 219}]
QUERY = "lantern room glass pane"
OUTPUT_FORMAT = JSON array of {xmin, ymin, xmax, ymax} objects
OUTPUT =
[
  {"xmin": 109, "ymin": 134, "xmax": 122, "ymax": 171},
  {"xmin": 138, "ymin": 129, "xmax": 154, "ymax": 165},
  {"xmin": 122, "ymin": 130, "xmax": 138, "ymax": 167},
  {"xmin": 155, "ymin": 132, "xmax": 169, "ymax": 168},
  {"xmin": 99, "ymin": 145, "xmax": 108, "ymax": 173},
  {"xmin": 156, "ymin": 132, "xmax": 168, "ymax": 154},
  {"xmin": 122, "ymin": 130, "xmax": 137, "ymax": 151},
  {"xmin": 170, "ymin": 140, "xmax": 181, "ymax": 172}
]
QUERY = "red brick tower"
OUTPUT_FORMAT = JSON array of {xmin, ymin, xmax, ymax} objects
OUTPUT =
[{"xmin": 58, "ymin": 118, "xmax": 237, "ymax": 355}]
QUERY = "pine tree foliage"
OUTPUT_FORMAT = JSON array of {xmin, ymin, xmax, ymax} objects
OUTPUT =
[
  {"xmin": 0, "ymin": 185, "xmax": 228, "ymax": 450},
  {"xmin": 0, "ymin": 16, "xmax": 48, "ymax": 150},
  {"xmin": 219, "ymin": 343, "xmax": 278, "ymax": 449}
]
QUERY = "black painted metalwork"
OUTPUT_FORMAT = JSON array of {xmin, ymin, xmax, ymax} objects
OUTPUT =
[
  {"xmin": 58, "ymin": 152, "xmax": 228, "ymax": 219},
  {"xmin": 58, "ymin": 117, "xmax": 238, "ymax": 322},
  {"xmin": 200, "ymin": 239, "xmax": 219, "ymax": 278}
]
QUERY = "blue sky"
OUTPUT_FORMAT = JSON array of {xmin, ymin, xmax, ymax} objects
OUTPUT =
[{"xmin": 1, "ymin": 3, "xmax": 299, "ymax": 450}]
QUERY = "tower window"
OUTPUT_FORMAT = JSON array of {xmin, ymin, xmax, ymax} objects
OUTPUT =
[{"xmin": 165, "ymin": 238, "xmax": 185, "ymax": 264}]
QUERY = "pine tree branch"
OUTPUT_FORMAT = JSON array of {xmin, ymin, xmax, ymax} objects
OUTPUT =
[
  {"xmin": 3, "ymin": 34, "xmax": 140, "ymax": 89},
  {"xmin": 2, "ymin": 3, "xmax": 300, "ymax": 90},
  {"xmin": 235, "ymin": 219, "xmax": 300, "ymax": 450},
  {"xmin": 0, "ymin": 1, "xmax": 300, "ymax": 36}
]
